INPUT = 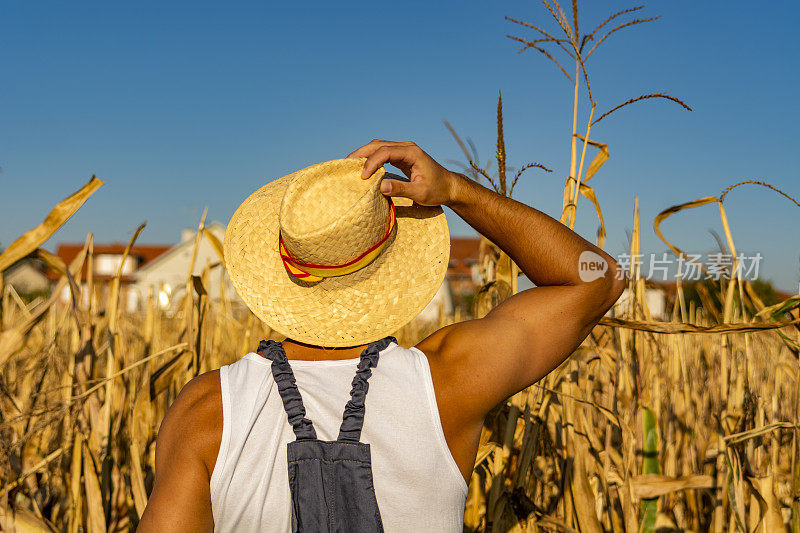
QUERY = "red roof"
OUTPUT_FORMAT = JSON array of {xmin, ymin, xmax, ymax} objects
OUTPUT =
[
  {"xmin": 47, "ymin": 243, "xmax": 171, "ymax": 282},
  {"xmin": 448, "ymin": 237, "xmax": 480, "ymax": 277}
]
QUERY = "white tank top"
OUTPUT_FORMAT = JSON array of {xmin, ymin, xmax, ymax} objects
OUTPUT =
[{"xmin": 209, "ymin": 341, "xmax": 468, "ymax": 532}]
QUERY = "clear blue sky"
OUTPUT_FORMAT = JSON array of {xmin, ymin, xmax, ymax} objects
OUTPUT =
[{"xmin": 2, "ymin": 1, "xmax": 798, "ymax": 291}]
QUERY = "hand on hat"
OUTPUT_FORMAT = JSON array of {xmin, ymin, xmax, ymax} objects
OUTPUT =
[{"xmin": 347, "ymin": 140, "xmax": 460, "ymax": 208}]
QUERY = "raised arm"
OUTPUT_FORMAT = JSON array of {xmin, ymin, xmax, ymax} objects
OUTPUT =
[{"xmin": 349, "ymin": 140, "xmax": 625, "ymax": 480}]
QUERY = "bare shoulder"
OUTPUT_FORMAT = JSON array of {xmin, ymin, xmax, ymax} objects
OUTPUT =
[
  {"xmin": 156, "ymin": 370, "xmax": 223, "ymax": 479},
  {"xmin": 170, "ymin": 370, "xmax": 222, "ymax": 414},
  {"xmin": 414, "ymin": 319, "xmax": 490, "ymax": 405},
  {"xmin": 415, "ymin": 319, "xmax": 482, "ymax": 367},
  {"xmin": 414, "ymin": 322, "xmax": 479, "ymax": 411}
]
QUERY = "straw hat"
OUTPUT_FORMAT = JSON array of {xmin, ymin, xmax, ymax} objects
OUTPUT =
[{"xmin": 224, "ymin": 158, "xmax": 449, "ymax": 347}]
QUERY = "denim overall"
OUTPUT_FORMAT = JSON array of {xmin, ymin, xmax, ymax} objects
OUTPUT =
[{"xmin": 257, "ymin": 336, "xmax": 395, "ymax": 532}]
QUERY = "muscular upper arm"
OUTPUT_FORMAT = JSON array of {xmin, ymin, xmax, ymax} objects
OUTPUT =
[
  {"xmin": 137, "ymin": 370, "xmax": 222, "ymax": 533},
  {"xmin": 420, "ymin": 276, "xmax": 623, "ymax": 426}
]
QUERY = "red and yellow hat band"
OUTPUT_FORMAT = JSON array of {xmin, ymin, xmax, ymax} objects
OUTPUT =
[{"xmin": 279, "ymin": 201, "xmax": 397, "ymax": 281}]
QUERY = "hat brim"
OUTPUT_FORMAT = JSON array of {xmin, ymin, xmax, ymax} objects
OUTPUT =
[{"xmin": 224, "ymin": 163, "xmax": 450, "ymax": 347}]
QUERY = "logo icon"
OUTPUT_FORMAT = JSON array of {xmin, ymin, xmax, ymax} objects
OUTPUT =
[{"xmin": 578, "ymin": 250, "xmax": 608, "ymax": 282}]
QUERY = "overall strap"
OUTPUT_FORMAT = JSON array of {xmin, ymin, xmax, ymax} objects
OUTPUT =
[
  {"xmin": 258, "ymin": 340, "xmax": 317, "ymax": 441},
  {"xmin": 337, "ymin": 336, "xmax": 396, "ymax": 442}
]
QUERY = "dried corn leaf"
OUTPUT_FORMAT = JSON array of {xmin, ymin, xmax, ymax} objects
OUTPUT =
[
  {"xmin": 30, "ymin": 248, "xmax": 86, "ymax": 327},
  {"xmin": 570, "ymin": 438, "xmax": 603, "ymax": 533},
  {"xmin": 475, "ymin": 443, "xmax": 499, "ymax": 468},
  {"xmin": 599, "ymin": 315, "xmax": 799, "ymax": 334},
  {"xmin": 0, "ymin": 506, "xmax": 55, "ymax": 533},
  {"xmin": 578, "ymin": 182, "xmax": 607, "ymax": 248},
  {"xmin": 0, "ymin": 447, "xmax": 63, "ymax": 497},
  {"xmin": 82, "ymin": 441, "xmax": 106, "ymax": 533},
  {"xmin": 69, "ymin": 434, "xmax": 82, "ymax": 533},
  {"xmin": 0, "ymin": 243, "xmax": 88, "ymax": 367},
  {"xmin": 574, "ymin": 135, "xmax": 609, "ymax": 183},
  {"xmin": 725, "ymin": 449, "xmax": 747, "ymax": 532},
  {"xmin": 747, "ymin": 476, "xmax": 784, "ymax": 533},
  {"xmin": 202, "ymin": 227, "xmax": 225, "ymax": 264},
  {"xmin": 630, "ymin": 474, "xmax": 715, "ymax": 499},
  {"xmin": 129, "ymin": 439, "xmax": 148, "ymax": 518},
  {"xmin": 107, "ymin": 222, "xmax": 146, "ymax": 333},
  {"xmin": 130, "ymin": 388, "xmax": 150, "ymax": 517},
  {"xmin": 150, "ymin": 350, "xmax": 191, "ymax": 398},
  {"xmin": 0, "ymin": 176, "xmax": 103, "ymax": 272},
  {"xmin": 653, "ymin": 195, "xmax": 718, "ymax": 261}
]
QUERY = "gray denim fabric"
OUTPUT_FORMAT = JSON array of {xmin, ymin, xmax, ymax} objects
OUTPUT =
[{"xmin": 258, "ymin": 336, "xmax": 395, "ymax": 532}]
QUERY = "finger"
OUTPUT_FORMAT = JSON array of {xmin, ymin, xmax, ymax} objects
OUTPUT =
[
  {"xmin": 348, "ymin": 139, "xmax": 392, "ymax": 158},
  {"xmin": 347, "ymin": 140, "xmax": 414, "ymax": 160},
  {"xmin": 347, "ymin": 139, "xmax": 391, "ymax": 159},
  {"xmin": 361, "ymin": 145, "xmax": 417, "ymax": 179},
  {"xmin": 379, "ymin": 177, "xmax": 422, "ymax": 199}
]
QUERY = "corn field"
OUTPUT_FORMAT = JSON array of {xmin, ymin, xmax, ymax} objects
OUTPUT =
[{"xmin": 2, "ymin": 1, "xmax": 800, "ymax": 532}]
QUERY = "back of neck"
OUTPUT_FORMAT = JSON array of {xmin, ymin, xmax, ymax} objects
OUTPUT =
[{"xmin": 260, "ymin": 339, "xmax": 370, "ymax": 361}]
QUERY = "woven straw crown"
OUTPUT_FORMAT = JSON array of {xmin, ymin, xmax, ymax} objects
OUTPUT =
[
  {"xmin": 279, "ymin": 164, "xmax": 391, "ymax": 267},
  {"xmin": 224, "ymin": 158, "xmax": 450, "ymax": 347}
]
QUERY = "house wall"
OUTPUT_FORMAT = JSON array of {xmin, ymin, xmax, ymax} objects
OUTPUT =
[
  {"xmin": 612, "ymin": 287, "xmax": 667, "ymax": 319},
  {"xmin": 132, "ymin": 225, "xmax": 239, "ymax": 311},
  {"xmin": 5, "ymin": 263, "xmax": 50, "ymax": 295},
  {"xmin": 415, "ymin": 280, "xmax": 454, "ymax": 324}
]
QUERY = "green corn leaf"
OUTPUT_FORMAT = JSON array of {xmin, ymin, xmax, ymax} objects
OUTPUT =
[{"xmin": 640, "ymin": 407, "xmax": 660, "ymax": 533}]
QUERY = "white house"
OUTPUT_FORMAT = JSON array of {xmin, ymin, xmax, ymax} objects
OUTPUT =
[
  {"xmin": 4, "ymin": 259, "xmax": 50, "ymax": 296},
  {"xmin": 132, "ymin": 222, "xmax": 238, "ymax": 312},
  {"xmin": 612, "ymin": 287, "xmax": 667, "ymax": 320},
  {"xmin": 414, "ymin": 280, "xmax": 454, "ymax": 324}
]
